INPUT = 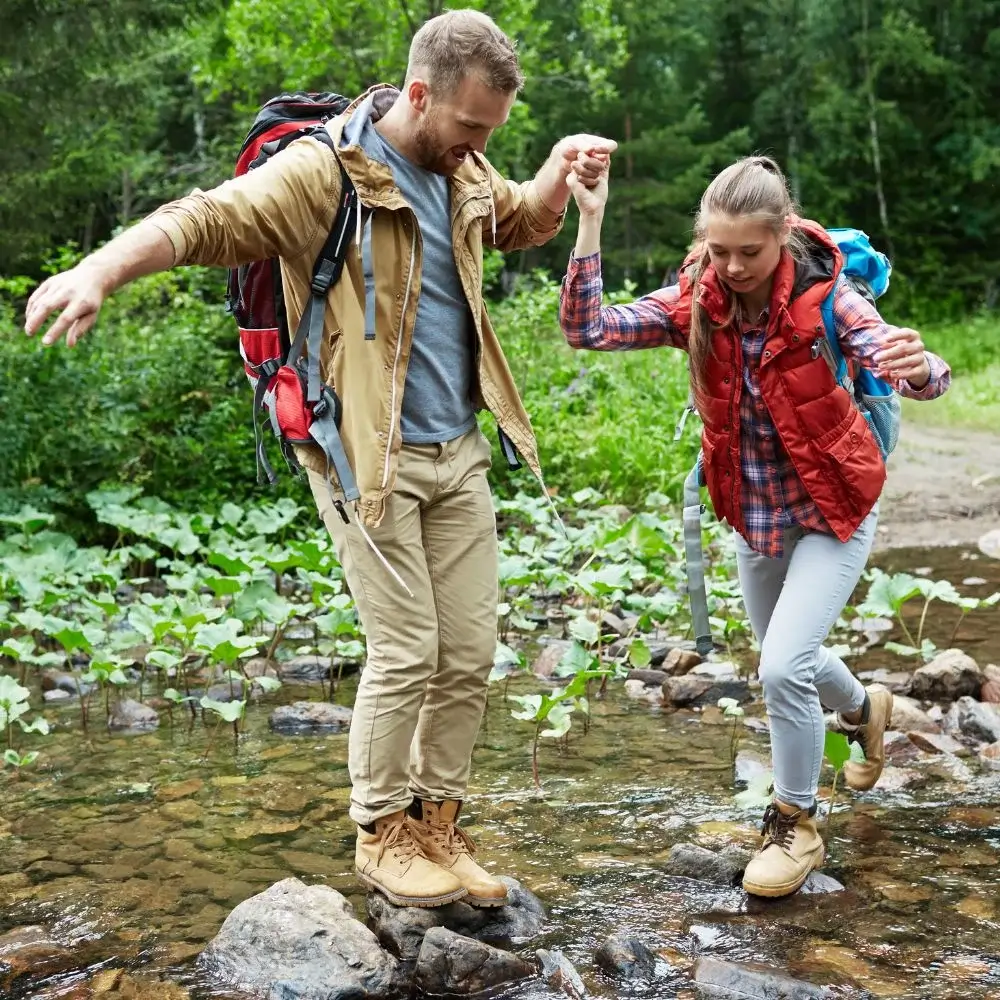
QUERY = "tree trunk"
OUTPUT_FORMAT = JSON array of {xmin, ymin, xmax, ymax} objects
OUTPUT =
[{"xmin": 861, "ymin": 0, "xmax": 894, "ymax": 259}]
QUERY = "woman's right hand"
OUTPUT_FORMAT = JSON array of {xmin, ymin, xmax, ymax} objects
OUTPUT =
[{"xmin": 567, "ymin": 151, "xmax": 610, "ymax": 218}]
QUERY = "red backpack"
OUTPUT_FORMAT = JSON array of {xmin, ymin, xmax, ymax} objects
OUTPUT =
[{"xmin": 226, "ymin": 92, "xmax": 360, "ymax": 523}]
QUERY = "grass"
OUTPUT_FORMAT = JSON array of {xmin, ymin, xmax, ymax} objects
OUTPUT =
[{"xmin": 901, "ymin": 312, "xmax": 1000, "ymax": 433}]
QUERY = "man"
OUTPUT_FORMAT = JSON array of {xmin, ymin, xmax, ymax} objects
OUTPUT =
[{"xmin": 25, "ymin": 10, "xmax": 613, "ymax": 909}]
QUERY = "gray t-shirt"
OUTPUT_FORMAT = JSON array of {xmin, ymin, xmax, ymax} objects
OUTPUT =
[{"xmin": 359, "ymin": 123, "xmax": 476, "ymax": 445}]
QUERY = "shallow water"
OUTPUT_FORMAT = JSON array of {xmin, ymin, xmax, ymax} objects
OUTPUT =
[{"xmin": 1, "ymin": 543, "xmax": 999, "ymax": 999}]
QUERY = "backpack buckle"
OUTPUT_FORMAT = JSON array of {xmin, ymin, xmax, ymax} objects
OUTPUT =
[{"xmin": 313, "ymin": 396, "xmax": 329, "ymax": 419}]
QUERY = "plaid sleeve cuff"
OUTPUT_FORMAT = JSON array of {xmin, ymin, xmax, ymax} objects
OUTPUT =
[{"xmin": 900, "ymin": 350, "xmax": 951, "ymax": 400}]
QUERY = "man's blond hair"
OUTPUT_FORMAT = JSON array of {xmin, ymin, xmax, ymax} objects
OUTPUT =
[{"xmin": 406, "ymin": 9, "xmax": 524, "ymax": 95}]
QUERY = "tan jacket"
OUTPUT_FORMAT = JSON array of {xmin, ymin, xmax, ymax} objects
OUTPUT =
[{"xmin": 150, "ymin": 84, "xmax": 563, "ymax": 527}]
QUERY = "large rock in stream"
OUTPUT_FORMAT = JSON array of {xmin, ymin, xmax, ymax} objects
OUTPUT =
[
  {"xmin": 909, "ymin": 649, "xmax": 983, "ymax": 702},
  {"xmin": 366, "ymin": 876, "xmax": 547, "ymax": 960},
  {"xmin": 693, "ymin": 957, "xmax": 838, "ymax": 998},
  {"xmin": 413, "ymin": 926, "xmax": 535, "ymax": 995},
  {"xmin": 199, "ymin": 878, "xmax": 400, "ymax": 1000}
]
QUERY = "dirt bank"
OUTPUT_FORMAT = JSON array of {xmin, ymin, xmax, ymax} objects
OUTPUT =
[{"xmin": 876, "ymin": 421, "xmax": 1000, "ymax": 551}]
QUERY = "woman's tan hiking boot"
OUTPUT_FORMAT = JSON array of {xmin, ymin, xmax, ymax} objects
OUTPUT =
[
  {"xmin": 742, "ymin": 800, "xmax": 825, "ymax": 898},
  {"xmin": 355, "ymin": 811, "xmax": 467, "ymax": 908},
  {"xmin": 841, "ymin": 684, "xmax": 893, "ymax": 792},
  {"xmin": 407, "ymin": 799, "xmax": 509, "ymax": 908}
]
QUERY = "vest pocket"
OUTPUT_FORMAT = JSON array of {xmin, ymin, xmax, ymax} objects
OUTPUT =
[{"xmin": 824, "ymin": 413, "xmax": 885, "ymax": 516}]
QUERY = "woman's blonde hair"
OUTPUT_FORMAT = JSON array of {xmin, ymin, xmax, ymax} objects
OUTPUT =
[{"xmin": 688, "ymin": 155, "xmax": 808, "ymax": 398}]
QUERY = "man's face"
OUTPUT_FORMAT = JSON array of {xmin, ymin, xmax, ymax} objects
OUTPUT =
[{"xmin": 407, "ymin": 74, "xmax": 515, "ymax": 176}]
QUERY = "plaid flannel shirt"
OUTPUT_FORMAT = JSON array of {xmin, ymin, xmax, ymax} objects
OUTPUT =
[{"xmin": 560, "ymin": 252, "xmax": 951, "ymax": 557}]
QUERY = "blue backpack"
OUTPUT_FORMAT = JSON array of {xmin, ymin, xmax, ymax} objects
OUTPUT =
[{"xmin": 818, "ymin": 227, "xmax": 900, "ymax": 461}]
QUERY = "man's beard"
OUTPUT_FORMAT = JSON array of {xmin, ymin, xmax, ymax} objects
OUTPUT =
[{"xmin": 412, "ymin": 112, "xmax": 466, "ymax": 176}]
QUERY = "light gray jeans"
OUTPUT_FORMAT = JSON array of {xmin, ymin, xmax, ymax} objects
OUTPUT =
[{"xmin": 735, "ymin": 508, "xmax": 877, "ymax": 809}]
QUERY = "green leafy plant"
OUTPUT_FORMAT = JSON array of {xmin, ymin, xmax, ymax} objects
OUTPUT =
[
  {"xmin": 509, "ymin": 669, "xmax": 609, "ymax": 791},
  {"xmin": 823, "ymin": 731, "xmax": 865, "ymax": 821}
]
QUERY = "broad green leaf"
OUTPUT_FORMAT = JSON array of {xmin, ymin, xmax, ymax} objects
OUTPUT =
[
  {"xmin": 146, "ymin": 650, "xmax": 182, "ymax": 671},
  {"xmin": 19, "ymin": 716, "xmax": 50, "ymax": 736},
  {"xmin": 200, "ymin": 696, "xmax": 246, "ymax": 724},
  {"xmin": 208, "ymin": 552, "xmax": 253, "ymax": 577},
  {"xmin": 508, "ymin": 694, "xmax": 543, "ymax": 722},
  {"xmin": 0, "ymin": 675, "xmax": 32, "ymax": 706},
  {"xmin": 555, "ymin": 641, "xmax": 596, "ymax": 677},
  {"xmin": 204, "ymin": 576, "xmax": 243, "ymax": 597},
  {"xmin": 218, "ymin": 503, "xmax": 245, "ymax": 529},
  {"xmin": 541, "ymin": 702, "xmax": 574, "ymax": 738},
  {"xmin": 0, "ymin": 637, "xmax": 36, "ymax": 661},
  {"xmin": 824, "ymin": 731, "xmax": 852, "ymax": 772},
  {"xmin": 628, "ymin": 638, "xmax": 652, "ymax": 668},
  {"xmin": 254, "ymin": 676, "xmax": 282, "ymax": 693},
  {"xmin": 568, "ymin": 616, "xmax": 600, "ymax": 645}
]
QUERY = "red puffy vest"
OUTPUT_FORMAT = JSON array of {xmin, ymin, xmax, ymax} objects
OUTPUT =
[{"xmin": 657, "ymin": 219, "xmax": 885, "ymax": 542}]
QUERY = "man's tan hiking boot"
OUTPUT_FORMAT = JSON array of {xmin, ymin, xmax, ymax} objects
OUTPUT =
[
  {"xmin": 407, "ymin": 799, "xmax": 509, "ymax": 908},
  {"xmin": 841, "ymin": 684, "xmax": 893, "ymax": 792},
  {"xmin": 356, "ymin": 811, "xmax": 467, "ymax": 908},
  {"xmin": 742, "ymin": 800, "xmax": 825, "ymax": 898}
]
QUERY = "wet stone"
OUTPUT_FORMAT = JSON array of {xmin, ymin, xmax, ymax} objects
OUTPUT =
[
  {"xmin": 414, "ymin": 926, "xmax": 535, "ymax": 995},
  {"xmin": 200, "ymin": 877, "xmax": 401, "ymax": 1000},
  {"xmin": 663, "ymin": 675, "xmax": 751, "ymax": 708},
  {"xmin": 595, "ymin": 932, "xmax": 658, "ymax": 981},
  {"xmin": 107, "ymin": 698, "xmax": 159, "ymax": 731},
  {"xmin": 910, "ymin": 649, "xmax": 983, "ymax": 702},
  {"xmin": 663, "ymin": 843, "xmax": 749, "ymax": 887},
  {"xmin": 269, "ymin": 701, "xmax": 353, "ymax": 734},
  {"xmin": 692, "ymin": 957, "xmax": 835, "ymax": 998},
  {"xmin": 366, "ymin": 877, "xmax": 546, "ymax": 960},
  {"xmin": 41, "ymin": 669, "xmax": 95, "ymax": 696},
  {"xmin": 890, "ymin": 696, "xmax": 941, "ymax": 734},
  {"xmin": 532, "ymin": 641, "xmax": 572, "ymax": 679},
  {"xmin": 907, "ymin": 731, "xmax": 970, "ymax": 756},
  {"xmin": 664, "ymin": 648, "xmax": 704, "ymax": 675},
  {"xmin": 949, "ymin": 697, "xmax": 1000, "ymax": 743},
  {"xmin": 537, "ymin": 948, "xmax": 586, "ymax": 998},
  {"xmin": 278, "ymin": 655, "xmax": 332, "ymax": 682}
]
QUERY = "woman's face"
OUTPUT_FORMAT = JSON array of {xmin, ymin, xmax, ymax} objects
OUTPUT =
[{"xmin": 704, "ymin": 215, "xmax": 785, "ymax": 301}]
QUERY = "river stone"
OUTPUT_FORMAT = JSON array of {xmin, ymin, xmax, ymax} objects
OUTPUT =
[
  {"xmin": 980, "ymin": 742, "xmax": 1000, "ymax": 771},
  {"xmin": 982, "ymin": 678, "xmax": 1000, "ymax": 704},
  {"xmin": 532, "ymin": 641, "xmax": 572, "ymax": 679},
  {"xmin": 690, "ymin": 661, "xmax": 740, "ymax": 681},
  {"xmin": 664, "ymin": 648, "xmax": 704, "ymax": 675},
  {"xmin": 624, "ymin": 679, "xmax": 663, "ymax": 705},
  {"xmin": 949, "ymin": 697, "xmax": 1000, "ymax": 743},
  {"xmin": 907, "ymin": 731, "xmax": 970, "ymax": 756},
  {"xmin": 198, "ymin": 878, "xmax": 399, "ymax": 1000},
  {"xmin": 891, "ymin": 696, "xmax": 941, "ymax": 734},
  {"xmin": 858, "ymin": 668, "xmax": 913, "ymax": 695},
  {"xmin": 43, "ymin": 689, "xmax": 73, "ymax": 702},
  {"xmin": 537, "ymin": 948, "xmax": 586, "ymax": 998},
  {"xmin": 594, "ymin": 933, "xmax": 657, "ymax": 981},
  {"xmin": 799, "ymin": 872, "xmax": 846, "ymax": 894},
  {"xmin": 413, "ymin": 926, "xmax": 534, "ymax": 995},
  {"xmin": 41, "ymin": 669, "xmax": 95, "ymax": 696},
  {"xmin": 108, "ymin": 699, "xmax": 159, "ymax": 731},
  {"xmin": 693, "ymin": 957, "xmax": 834, "ymax": 998},
  {"xmin": 0, "ymin": 925, "xmax": 76, "ymax": 987},
  {"xmin": 366, "ymin": 876, "xmax": 546, "ymax": 959},
  {"xmin": 278, "ymin": 656, "xmax": 331, "ymax": 682},
  {"xmin": 662, "ymin": 675, "xmax": 751, "ymax": 708},
  {"xmin": 626, "ymin": 668, "xmax": 669, "ymax": 686},
  {"xmin": 910, "ymin": 650, "xmax": 983, "ymax": 701},
  {"xmin": 663, "ymin": 843, "xmax": 749, "ymax": 887},
  {"xmin": 269, "ymin": 702, "xmax": 353, "ymax": 734}
]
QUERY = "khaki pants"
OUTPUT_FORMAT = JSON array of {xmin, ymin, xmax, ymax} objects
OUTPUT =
[{"xmin": 309, "ymin": 427, "xmax": 498, "ymax": 826}]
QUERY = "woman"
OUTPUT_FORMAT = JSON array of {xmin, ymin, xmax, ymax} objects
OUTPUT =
[{"xmin": 559, "ymin": 155, "xmax": 950, "ymax": 897}]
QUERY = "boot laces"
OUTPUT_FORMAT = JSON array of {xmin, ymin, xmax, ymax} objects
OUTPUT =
[
  {"xmin": 426, "ymin": 818, "xmax": 476, "ymax": 857},
  {"xmin": 377, "ymin": 817, "xmax": 420, "ymax": 865},
  {"xmin": 760, "ymin": 803, "xmax": 799, "ymax": 851}
]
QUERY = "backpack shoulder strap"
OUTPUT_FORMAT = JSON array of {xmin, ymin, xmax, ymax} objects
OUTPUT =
[{"xmin": 819, "ymin": 278, "xmax": 853, "ymax": 392}]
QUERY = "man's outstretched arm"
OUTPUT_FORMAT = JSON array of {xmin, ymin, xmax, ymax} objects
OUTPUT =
[{"xmin": 25, "ymin": 224, "xmax": 175, "ymax": 346}]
